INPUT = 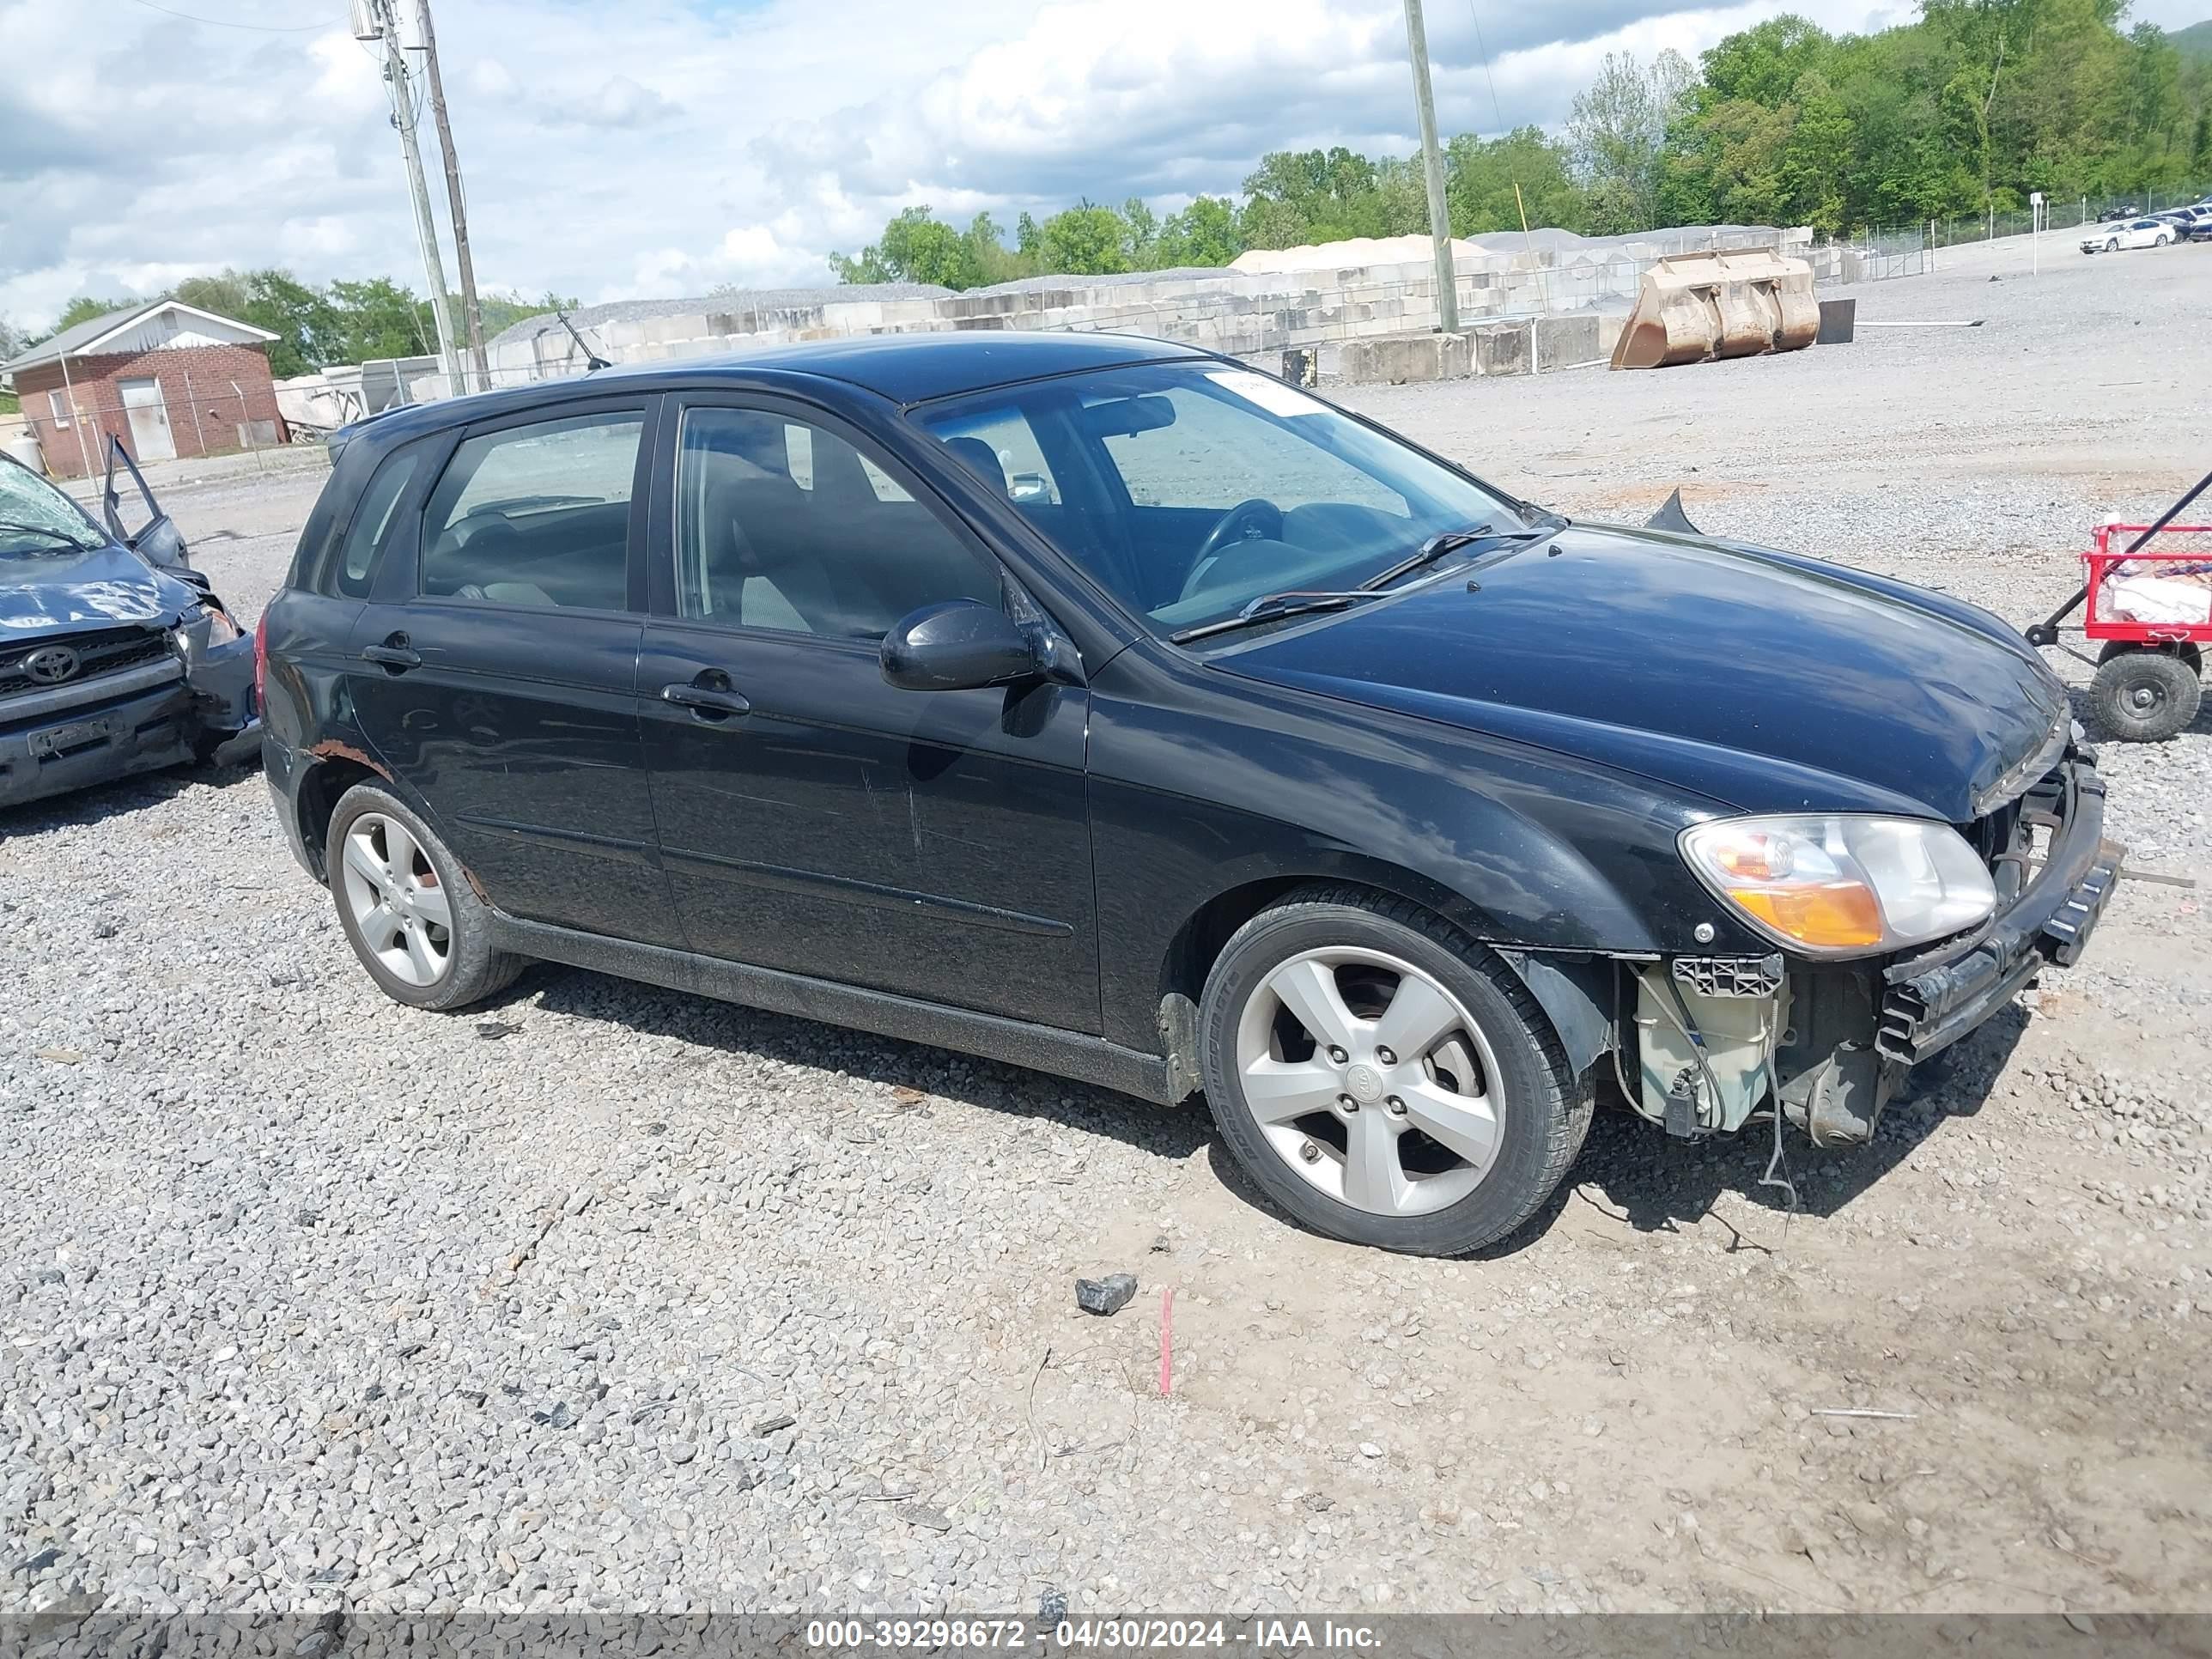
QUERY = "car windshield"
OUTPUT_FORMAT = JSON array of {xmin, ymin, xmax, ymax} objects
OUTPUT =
[
  {"xmin": 914, "ymin": 362, "xmax": 1533, "ymax": 635},
  {"xmin": 0, "ymin": 459, "xmax": 104, "ymax": 557}
]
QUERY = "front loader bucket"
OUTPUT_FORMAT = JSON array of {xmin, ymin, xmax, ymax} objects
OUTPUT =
[{"xmin": 1609, "ymin": 248, "xmax": 1820, "ymax": 371}]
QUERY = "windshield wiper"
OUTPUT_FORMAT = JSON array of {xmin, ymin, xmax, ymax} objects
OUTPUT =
[
  {"xmin": 0, "ymin": 520, "xmax": 99, "ymax": 552},
  {"xmin": 1169, "ymin": 589, "xmax": 1388, "ymax": 644},
  {"xmin": 1360, "ymin": 523, "xmax": 1556, "ymax": 591}
]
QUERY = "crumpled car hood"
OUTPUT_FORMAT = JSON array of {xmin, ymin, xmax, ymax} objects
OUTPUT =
[
  {"xmin": 1214, "ymin": 524, "xmax": 2071, "ymax": 823},
  {"xmin": 0, "ymin": 542, "xmax": 198, "ymax": 635}
]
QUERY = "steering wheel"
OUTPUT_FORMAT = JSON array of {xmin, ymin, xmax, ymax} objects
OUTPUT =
[{"xmin": 1180, "ymin": 498, "xmax": 1286, "ymax": 600}]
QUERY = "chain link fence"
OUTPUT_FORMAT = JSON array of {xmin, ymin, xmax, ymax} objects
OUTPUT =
[
  {"xmin": 1817, "ymin": 225, "xmax": 1930, "ymax": 281},
  {"xmin": 1929, "ymin": 188, "xmax": 2209, "ymax": 251}
]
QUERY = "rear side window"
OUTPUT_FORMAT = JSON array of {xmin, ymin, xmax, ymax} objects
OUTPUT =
[
  {"xmin": 419, "ymin": 411, "xmax": 644, "ymax": 611},
  {"xmin": 321, "ymin": 446, "xmax": 422, "ymax": 599},
  {"xmin": 930, "ymin": 406, "xmax": 1062, "ymax": 506}
]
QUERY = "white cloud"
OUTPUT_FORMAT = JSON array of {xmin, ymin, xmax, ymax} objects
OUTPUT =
[
  {"xmin": 0, "ymin": 0, "xmax": 1923, "ymax": 331},
  {"xmin": 547, "ymin": 74, "xmax": 678, "ymax": 131}
]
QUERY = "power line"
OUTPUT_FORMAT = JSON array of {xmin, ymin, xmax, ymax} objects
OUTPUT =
[
  {"xmin": 122, "ymin": 0, "xmax": 335, "ymax": 32},
  {"xmin": 1465, "ymin": 0, "xmax": 1547, "ymax": 318},
  {"xmin": 1463, "ymin": 0, "xmax": 1510, "ymax": 133}
]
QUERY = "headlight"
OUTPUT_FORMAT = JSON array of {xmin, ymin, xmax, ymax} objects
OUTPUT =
[
  {"xmin": 175, "ymin": 602, "xmax": 240, "ymax": 645},
  {"xmin": 1680, "ymin": 815, "xmax": 1996, "ymax": 957}
]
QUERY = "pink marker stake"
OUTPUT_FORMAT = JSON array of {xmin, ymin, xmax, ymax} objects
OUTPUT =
[{"xmin": 1158, "ymin": 1285, "xmax": 1176, "ymax": 1396}]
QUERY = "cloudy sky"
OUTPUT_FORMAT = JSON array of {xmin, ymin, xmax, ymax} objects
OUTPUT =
[{"xmin": 2, "ymin": 0, "xmax": 2202, "ymax": 330}]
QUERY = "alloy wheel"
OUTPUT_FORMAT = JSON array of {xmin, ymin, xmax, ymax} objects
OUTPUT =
[
  {"xmin": 340, "ymin": 812, "xmax": 454, "ymax": 987},
  {"xmin": 1232, "ymin": 946, "xmax": 1503, "ymax": 1218}
]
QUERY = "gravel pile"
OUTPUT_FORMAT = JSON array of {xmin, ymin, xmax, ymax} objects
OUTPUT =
[
  {"xmin": 489, "ymin": 285, "xmax": 957, "ymax": 350},
  {"xmin": 3, "ymin": 230, "xmax": 2207, "ymax": 1622}
]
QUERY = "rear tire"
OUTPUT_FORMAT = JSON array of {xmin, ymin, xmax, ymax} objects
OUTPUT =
[
  {"xmin": 1197, "ymin": 886, "xmax": 1592, "ymax": 1256},
  {"xmin": 2091, "ymin": 648, "xmax": 2201, "ymax": 742},
  {"xmin": 326, "ymin": 783, "xmax": 525, "ymax": 1011}
]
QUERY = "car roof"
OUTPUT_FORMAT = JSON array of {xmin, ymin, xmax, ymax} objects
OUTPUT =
[
  {"xmin": 655, "ymin": 329, "xmax": 1210, "ymax": 404},
  {"xmin": 337, "ymin": 330, "xmax": 1211, "ymax": 452}
]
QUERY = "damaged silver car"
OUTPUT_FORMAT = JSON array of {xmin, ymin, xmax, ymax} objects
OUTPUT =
[{"xmin": 0, "ymin": 440, "xmax": 257, "ymax": 811}]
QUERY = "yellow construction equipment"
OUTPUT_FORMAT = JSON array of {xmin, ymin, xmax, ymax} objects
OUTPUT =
[{"xmin": 1609, "ymin": 247, "xmax": 1820, "ymax": 370}]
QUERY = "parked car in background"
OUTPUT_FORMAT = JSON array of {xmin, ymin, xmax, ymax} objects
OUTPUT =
[
  {"xmin": 2158, "ymin": 204, "xmax": 2212, "ymax": 241},
  {"xmin": 258, "ymin": 332, "xmax": 2118, "ymax": 1256},
  {"xmin": 2096, "ymin": 204, "xmax": 2141, "ymax": 222},
  {"xmin": 2081, "ymin": 217, "xmax": 2173, "ymax": 252},
  {"xmin": 1, "ymin": 442, "xmax": 256, "ymax": 810}
]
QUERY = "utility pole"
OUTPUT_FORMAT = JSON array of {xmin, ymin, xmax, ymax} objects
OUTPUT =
[
  {"xmin": 1402, "ymin": 0, "xmax": 1459, "ymax": 334},
  {"xmin": 415, "ymin": 0, "xmax": 488, "ymax": 392},
  {"xmin": 356, "ymin": 0, "xmax": 465, "ymax": 397}
]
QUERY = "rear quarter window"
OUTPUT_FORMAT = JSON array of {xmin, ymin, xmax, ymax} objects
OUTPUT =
[
  {"xmin": 309, "ymin": 444, "xmax": 425, "ymax": 599},
  {"xmin": 309, "ymin": 444, "xmax": 428, "ymax": 601}
]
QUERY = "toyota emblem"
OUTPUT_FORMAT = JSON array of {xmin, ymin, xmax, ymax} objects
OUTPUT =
[{"xmin": 23, "ymin": 646, "xmax": 80, "ymax": 685}]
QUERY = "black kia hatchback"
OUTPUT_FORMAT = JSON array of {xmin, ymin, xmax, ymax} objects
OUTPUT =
[{"xmin": 260, "ymin": 331, "xmax": 2119, "ymax": 1255}]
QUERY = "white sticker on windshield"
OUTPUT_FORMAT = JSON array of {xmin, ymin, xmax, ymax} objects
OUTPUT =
[{"xmin": 1205, "ymin": 369, "xmax": 1328, "ymax": 418}]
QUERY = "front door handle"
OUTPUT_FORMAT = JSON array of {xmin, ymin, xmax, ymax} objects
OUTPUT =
[
  {"xmin": 660, "ymin": 679, "xmax": 751, "ymax": 720},
  {"xmin": 362, "ymin": 634, "xmax": 422, "ymax": 672}
]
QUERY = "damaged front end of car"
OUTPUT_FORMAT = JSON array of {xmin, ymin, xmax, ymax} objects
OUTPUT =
[
  {"xmin": 1612, "ymin": 744, "xmax": 2121, "ymax": 1153},
  {"xmin": 0, "ymin": 441, "xmax": 257, "ymax": 811}
]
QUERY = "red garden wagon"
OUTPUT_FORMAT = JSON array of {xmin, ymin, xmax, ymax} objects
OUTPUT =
[{"xmin": 2026, "ymin": 471, "xmax": 2212, "ymax": 742}]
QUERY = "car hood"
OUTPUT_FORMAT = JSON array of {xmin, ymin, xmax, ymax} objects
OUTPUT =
[
  {"xmin": 1216, "ymin": 524, "xmax": 2070, "ymax": 823},
  {"xmin": 0, "ymin": 540, "xmax": 197, "ymax": 635}
]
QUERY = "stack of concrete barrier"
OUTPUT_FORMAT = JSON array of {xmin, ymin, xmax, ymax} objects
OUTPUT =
[{"xmin": 483, "ymin": 225, "xmax": 1850, "ymax": 390}]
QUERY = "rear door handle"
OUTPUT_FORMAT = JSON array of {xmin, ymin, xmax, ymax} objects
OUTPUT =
[
  {"xmin": 660, "ymin": 681, "xmax": 751, "ymax": 720},
  {"xmin": 362, "ymin": 635, "xmax": 422, "ymax": 671}
]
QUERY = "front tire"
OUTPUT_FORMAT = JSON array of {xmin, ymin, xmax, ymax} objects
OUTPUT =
[
  {"xmin": 2091, "ymin": 648, "xmax": 2202, "ymax": 742},
  {"xmin": 326, "ymin": 783, "xmax": 525, "ymax": 1010},
  {"xmin": 1197, "ymin": 887, "xmax": 1592, "ymax": 1255}
]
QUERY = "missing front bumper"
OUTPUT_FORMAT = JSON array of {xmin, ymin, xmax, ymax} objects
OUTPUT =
[
  {"xmin": 1877, "ymin": 756, "xmax": 2121, "ymax": 1070},
  {"xmin": 1771, "ymin": 752, "xmax": 2120, "ymax": 1148}
]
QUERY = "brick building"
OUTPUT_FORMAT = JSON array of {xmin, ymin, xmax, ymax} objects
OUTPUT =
[{"xmin": 1, "ymin": 299, "xmax": 287, "ymax": 480}]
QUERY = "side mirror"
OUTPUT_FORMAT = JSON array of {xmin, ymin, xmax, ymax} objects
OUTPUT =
[
  {"xmin": 132, "ymin": 515, "xmax": 189, "ymax": 569},
  {"xmin": 880, "ymin": 600, "xmax": 1040, "ymax": 692}
]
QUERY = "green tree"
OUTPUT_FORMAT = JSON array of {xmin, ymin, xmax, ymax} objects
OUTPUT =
[
  {"xmin": 1157, "ymin": 195, "xmax": 1243, "ymax": 265},
  {"xmin": 962, "ymin": 213, "xmax": 1030, "ymax": 285},
  {"xmin": 1037, "ymin": 203, "xmax": 1129, "ymax": 274},
  {"xmin": 1780, "ymin": 71, "xmax": 1855, "ymax": 232},
  {"xmin": 827, "ymin": 247, "xmax": 895, "ymax": 284},
  {"xmin": 52, "ymin": 296, "xmax": 138, "ymax": 333},
  {"xmin": 828, "ymin": 205, "xmax": 986, "ymax": 289},
  {"xmin": 1237, "ymin": 145, "xmax": 1397, "ymax": 246},
  {"xmin": 1569, "ymin": 50, "xmax": 1698, "ymax": 230},
  {"xmin": 325, "ymin": 277, "xmax": 436, "ymax": 362},
  {"xmin": 1702, "ymin": 15, "xmax": 1834, "ymax": 106},
  {"xmin": 1121, "ymin": 197, "xmax": 1160, "ymax": 267},
  {"xmin": 1445, "ymin": 127, "xmax": 1587, "ymax": 234}
]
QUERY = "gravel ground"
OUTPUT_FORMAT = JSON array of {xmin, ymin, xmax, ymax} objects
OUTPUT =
[{"xmin": 3, "ymin": 232, "xmax": 2209, "ymax": 1623}]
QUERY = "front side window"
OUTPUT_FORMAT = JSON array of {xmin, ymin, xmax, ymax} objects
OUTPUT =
[
  {"xmin": 420, "ymin": 410, "xmax": 642, "ymax": 610},
  {"xmin": 914, "ymin": 362, "xmax": 1525, "ymax": 632},
  {"xmin": 673, "ymin": 405, "xmax": 1001, "ymax": 640}
]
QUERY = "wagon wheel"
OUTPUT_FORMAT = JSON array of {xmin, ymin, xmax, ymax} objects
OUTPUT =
[{"xmin": 2091, "ymin": 647, "xmax": 2203, "ymax": 742}]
